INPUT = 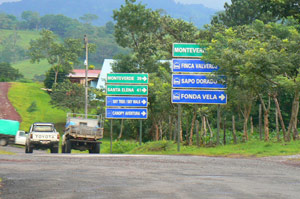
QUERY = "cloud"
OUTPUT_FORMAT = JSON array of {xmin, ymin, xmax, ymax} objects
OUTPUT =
[
  {"xmin": 175, "ymin": 0, "xmax": 230, "ymax": 10},
  {"xmin": 0, "ymin": 0, "xmax": 20, "ymax": 4}
]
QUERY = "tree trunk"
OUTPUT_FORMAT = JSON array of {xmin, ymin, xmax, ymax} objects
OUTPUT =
[
  {"xmin": 117, "ymin": 119, "xmax": 124, "ymax": 140},
  {"xmin": 273, "ymin": 95, "xmax": 286, "ymax": 140},
  {"xmin": 155, "ymin": 123, "xmax": 159, "ymax": 141},
  {"xmin": 169, "ymin": 115, "xmax": 172, "ymax": 140},
  {"xmin": 188, "ymin": 107, "xmax": 197, "ymax": 145},
  {"xmin": 206, "ymin": 118, "xmax": 213, "ymax": 145},
  {"xmin": 54, "ymin": 70, "xmax": 58, "ymax": 84},
  {"xmin": 264, "ymin": 110, "xmax": 270, "ymax": 141},
  {"xmin": 203, "ymin": 116, "xmax": 207, "ymax": 146},
  {"xmin": 242, "ymin": 103, "xmax": 252, "ymax": 141},
  {"xmin": 159, "ymin": 120, "xmax": 163, "ymax": 140},
  {"xmin": 232, "ymin": 115, "xmax": 237, "ymax": 144},
  {"xmin": 250, "ymin": 116, "xmax": 254, "ymax": 135},
  {"xmin": 287, "ymin": 89, "xmax": 299, "ymax": 141},
  {"xmin": 259, "ymin": 104, "xmax": 262, "ymax": 140},
  {"xmin": 196, "ymin": 120, "xmax": 200, "ymax": 147},
  {"xmin": 275, "ymin": 109, "xmax": 280, "ymax": 142},
  {"xmin": 258, "ymin": 94, "xmax": 271, "ymax": 141},
  {"xmin": 173, "ymin": 120, "xmax": 177, "ymax": 141}
]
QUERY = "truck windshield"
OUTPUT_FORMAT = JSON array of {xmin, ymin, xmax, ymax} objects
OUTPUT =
[{"xmin": 33, "ymin": 125, "xmax": 53, "ymax": 132}]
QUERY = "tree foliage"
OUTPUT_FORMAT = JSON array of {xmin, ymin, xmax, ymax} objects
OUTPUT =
[
  {"xmin": 0, "ymin": 62, "xmax": 23, "ymax": 82},
  {"xmin": 212, "ymin": 0, "xmax": 300, "ymax": 26},
  {"xmin": 50, "ymin": 80, "xmax": 85, "ymax": 113}
]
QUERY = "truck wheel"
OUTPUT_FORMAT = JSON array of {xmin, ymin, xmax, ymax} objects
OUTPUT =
[
  {"xmin": 89, "ymin": 143, "xmax": 100, "ymax": 154},
  {"xmin": 94, "ymin": 143, "xmax": 100, "ymax": 154},
  {"xmin": 0, "ymin": 138, "xmax": 8, "ymax": 146},
  {"xmin": 65, "ymin": 140, "xmax": 71, "ymax": 153},
  {"xmin": 61, "ymin": 144, "xmax": 65, "ymax": 153},
  {"xmin": 51, "ymin": 146, "xmax": 59, "ymax": 153},
  {"xmin": 25, "ymin": 143, "xmax": 33, "ymax": 153}
]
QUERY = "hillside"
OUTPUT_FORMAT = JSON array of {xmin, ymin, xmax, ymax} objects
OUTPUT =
[
  {"xmin": 8, "ymin": 82, "xmax": 67, "ymax": 130},
  {"xmin": 0, "ymin": 0, "xmax": 217, "ymax": 28},
  {"xmin": 0, "ymin": 29, "xmax": 40, "ymax": 49},
  {"xmin": 12, "ymin": 59, "xmax": 51, "ymax": 79}
]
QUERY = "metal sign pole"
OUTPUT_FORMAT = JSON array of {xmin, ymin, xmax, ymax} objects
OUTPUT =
[
  {"xmin": 177, "ymin": 104, "xmax": 181, "ymax": 152},
  {"xmin": 139, "ymin": 120, "xmax": 142, "ymax": 145},
  {"xmin": 84, "ymin": 35, "xmax": 88, "ymax": 119},
  {"xmin": 110, "ymin": 119, "xmax": 113, "ymax": 154},
  {"xmin": 217, "ymin": 105, "xmax": 220, "ymax": 145}
]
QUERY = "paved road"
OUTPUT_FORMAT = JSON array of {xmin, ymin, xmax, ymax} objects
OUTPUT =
[{"xmin": 0, "ymin": 146, "xmax": 300, "ymax": 199}]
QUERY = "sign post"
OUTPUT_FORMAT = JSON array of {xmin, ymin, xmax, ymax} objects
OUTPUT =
[
  {"xmin": 171, "ymin": 43, "xmax": 227, "ymax": 151},
  {"xmin": 106, "ymin": 73, "xmax": 149, "ymax": 147}
]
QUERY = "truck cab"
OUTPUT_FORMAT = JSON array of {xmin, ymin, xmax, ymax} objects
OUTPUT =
[{"xmin": 25, "ymin": 123, "xmax": 60, "ymax": 153}]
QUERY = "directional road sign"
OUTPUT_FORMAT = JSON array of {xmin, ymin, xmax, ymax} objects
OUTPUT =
[
  {"xmin": 172, "ymin": 59, "xmax": 219, "ymax": 73},
  {"xmin": 172, "ymin": 74, "xmax": 226, "ymax": 89},
  {"xmin": 106, "ymin": 108, "xmax": 148, "ymax": 119},
  {"xmin": 106, "ymin": 85, "xmax": 148, "ymax": 95},
  {"xmin": 107, "ymin": 73, "xmax": 149, "ymax": 84},
  {"xmin": 106, "ymin": 96, "xmax": 148, "ymax": 107},
  {"xmin": 172, "ymin": 89, "xmax": 227, "ymax": 104},
  {"xmin": 172, "ymin": 43, "xmax": 205, "ymax": 57}
]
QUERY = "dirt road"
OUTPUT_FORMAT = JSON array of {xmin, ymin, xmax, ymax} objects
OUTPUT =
[
  {"xmin": 1, "ymin": 146, "xmax": 300, "ymax": 199},
  {"xmin": 0, "ymin": 82, "xmax": 21, "ymax": 122}
]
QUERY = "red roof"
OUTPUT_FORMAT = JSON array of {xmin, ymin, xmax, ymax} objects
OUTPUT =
[{"xmin": 69, "ymin": 69, "xmax": 101, "ymax": 78}]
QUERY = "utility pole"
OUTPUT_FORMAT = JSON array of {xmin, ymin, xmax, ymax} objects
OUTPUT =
[{"xmin": 84, "ymin": 35, "xmax": 88, "ymax": 119}]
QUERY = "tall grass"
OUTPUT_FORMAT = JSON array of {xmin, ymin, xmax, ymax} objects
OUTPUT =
[
  {"xmin": 12, "ymin": 59, "xmax": 51, "ymax": 79},
  {"xmin": 8, "ymin": 82, "xmax": 67, "ymax": 131}
]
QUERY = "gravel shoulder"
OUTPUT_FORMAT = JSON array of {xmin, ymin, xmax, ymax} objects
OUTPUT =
[{"xmin": 1, "ymin": 146, "xmax": 300, "ymax": 199}]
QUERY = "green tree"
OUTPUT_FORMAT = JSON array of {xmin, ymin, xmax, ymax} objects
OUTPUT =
[
  {"xmin": 202, "ymin": 20, "xmax": 300, "ymax": 141},
  {"xmin": 50, "ymin": 80, "xmax": 85, "ymax": 113},
  {"xmin": 0, "ymin": 62, "xmax": 23, "ymax": 82},
  {"xmin": 21, "ymin": 11, "xmax": 40, "ymax": 30},
  {"xmin": 28, "ymin": 30, "xmax": 83, "ymax": 87},
  {"xmin": 79, "ymin": 14, "xmax": 99, "ymax": 24},
  {"xmin": 212, "ymin": 0, "xmax": 300, "ymax": 26}
]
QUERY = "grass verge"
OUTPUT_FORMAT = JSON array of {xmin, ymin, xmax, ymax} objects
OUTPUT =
[
  {"xmin": 90, "ymin": 139, "xmax": 300, "ymax": 157},
  {"xmin": 8, "ymin": 82, "xmax": 67, "ymax": 131}
]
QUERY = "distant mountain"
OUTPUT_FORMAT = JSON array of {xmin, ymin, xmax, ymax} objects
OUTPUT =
[{"xmin": 0, "ymin": 0, "xmax": 217, "ymax": 27}]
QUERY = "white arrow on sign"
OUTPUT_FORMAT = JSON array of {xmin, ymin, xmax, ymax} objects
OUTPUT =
[
  {"xmin": 142, "ymin": 88, "xmax": 147, "ymax": 93},
  {"xmin": 219, "ymin": 94, "xmax": 226, "ymax": 101},
  {"xmin": 142, "ymin": 76, "xmax": 147, "ymax": 81},
  {"xmin": 142, "ymin": 99, "xmax": 147, "ymax": 104},
  {"xmin": 141, "ymin": 111, "xmax": 147, "ymax": 116}
]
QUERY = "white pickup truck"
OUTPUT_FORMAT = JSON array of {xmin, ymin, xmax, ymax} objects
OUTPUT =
[{"xmin": 25, "ymin": 123, "xmax": 60, "ymax": 153}]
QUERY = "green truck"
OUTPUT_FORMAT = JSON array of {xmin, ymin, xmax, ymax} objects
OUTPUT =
[{"xmin": 0, "ymin": 119, "xmax": 20, "ymax": 146}]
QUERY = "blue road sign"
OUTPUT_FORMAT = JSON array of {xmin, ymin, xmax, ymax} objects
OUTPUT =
[
  {"xmin": 106, "ymin": 108, "xmax": 148, "ymax": 119},
  {"xmin": 106, "ymin": 96, "xmax": 148, "ymax": 107},
  {"xmin": 172, "ymin": 59, "xmax": 219, "ymax": 73},
  {"xmin": 172, "ymin": 74, "xmax": 226, "ymax": 89},
  {"xmin": 172, "ymin": 89, "xmax": 227, "ymax": 104}
]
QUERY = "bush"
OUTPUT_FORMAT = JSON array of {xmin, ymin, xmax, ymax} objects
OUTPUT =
[{"xmin": 27, "ymin": 101, "xmax": 38, "ymax": 112}]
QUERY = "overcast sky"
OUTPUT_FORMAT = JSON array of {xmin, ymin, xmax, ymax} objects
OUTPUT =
[
  {"xmin": 0, "ymin": 0, "xmax": 230, "ymax": 10},
  {"xmin": 176, "ymin": 0, "xmax": 230, "ymax": 10}
]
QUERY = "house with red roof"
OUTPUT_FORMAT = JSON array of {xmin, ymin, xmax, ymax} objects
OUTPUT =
[{"xmin": 68, "ymin": 69, "xmax": 101, "ymax": 88}]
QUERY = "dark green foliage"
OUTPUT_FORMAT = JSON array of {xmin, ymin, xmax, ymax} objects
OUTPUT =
[
  {"xmin": 212, "ymin": 0, "xmax": 300, "ymax": 26},
  {"xmin": 44, "ymin": 67, "xmax": 68, "ymax": 89},
  {"xmin": 0, "ymin": 31, "xmax": 27, "ymax": 63},
  {"xmin": 27, "ymin": 101, "xmax": 38, "ymax": 112},
  {"xmin": 0, "ymin": 13, "xmax": 18, "ymax": 29},
  {"xmin": 0, "ymin": 62, "xmax": 23, "ymax": 82},
  {"xmin": 50, "ymin": 80, "xmax": 85, "ymax": 112}
]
